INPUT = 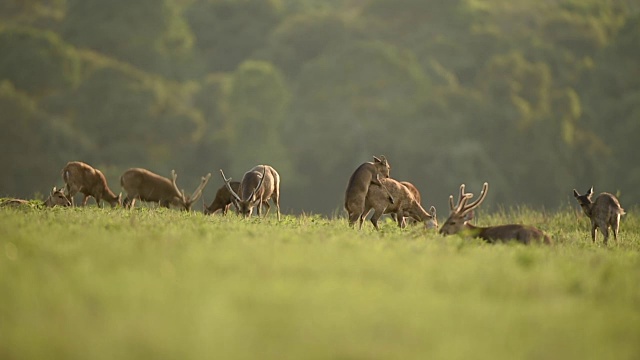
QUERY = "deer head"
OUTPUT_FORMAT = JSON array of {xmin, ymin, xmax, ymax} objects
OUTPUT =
[
  {"xmin": 219, "ymin": 167, "xmax": 266, "ymax": 218},
  {"xmin": 44, "ymin": 186, "xmax": 72, "ymax": 207},
  {"xmin": 170, "ymin": 170, "xmax": 211, "ymax": 211},
  {"xmin": 439, "ymin": 182, "xmax": 489, "ymax": 235}
]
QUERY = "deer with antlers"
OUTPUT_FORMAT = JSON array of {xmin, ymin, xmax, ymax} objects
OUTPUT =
[
  {"xmin": 120, "ymin": 168, "xmax": 211, "ymax": 211},
  {"xmin": 362, "ymin": 177, "xmax": 437, "ymax": 230},
  {"xmin": 573, "ymin": 187, "xmax": 625, "ymax": 245},
  {"xmin": 439, "ymin": 182, "xmax": 552, "ymax": 245},
  {"xmin": 219, "ymin": 165, "xmax": 281, "ymax": 220},
  {"xmin": 62, "ymin": 161, "xmax": 121, "ymax": 207}
]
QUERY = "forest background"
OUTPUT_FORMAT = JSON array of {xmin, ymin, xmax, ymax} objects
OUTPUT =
[{"xmin": 1, "ymin": 0, "xmax": 638, "ymax": 215}]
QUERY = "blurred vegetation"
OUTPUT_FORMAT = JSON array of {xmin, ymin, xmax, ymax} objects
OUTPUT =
[{"xmin": 1, "ymin": 0, "xmax": 638, "ymax": 214}]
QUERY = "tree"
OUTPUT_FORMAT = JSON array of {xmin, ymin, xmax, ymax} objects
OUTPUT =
[
  {"xmin": 224, "ymin": 60, "xmax": 292, "ymax": 179},
  {"xmin": 0, "ymin": 26, "xmax": 79, "ymax": 97}
]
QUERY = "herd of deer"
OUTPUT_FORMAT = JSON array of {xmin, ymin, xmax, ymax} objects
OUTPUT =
[{"xmin": 1, "ymin": 157, "xmax": 626, "ymax": 246}]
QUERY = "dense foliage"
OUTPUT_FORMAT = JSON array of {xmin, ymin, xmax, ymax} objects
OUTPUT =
[{"xmin": 1, "ymin": 0, "xmax": 638, "ymax": 214}]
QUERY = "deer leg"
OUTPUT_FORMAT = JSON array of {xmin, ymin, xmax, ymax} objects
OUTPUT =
[
  {"xmin": 590, "ymin": 222, "xmax": 597, "ymax": 243},
  {"xmin": 262, "ymin": 200, "xmax": 271, "ymax": 217},
  {"xmin": 611, "ymin": 215, "xmax": 620, "ymax": 242},
  {"xmin": 273, "ymin": 193, "xmax": 281, "ymax": 221},
  {"xmin": 348, "ymin": 211, "xmax": 361, "ymax": 228},
  {"xmin": 369, "ymin": 209, "xmax": 383, "ymax": 231},
  {"xmin": 601, "ymin": 226, "xmax": 609, "ymax": 245},
  {"xmin": 82, "ymin": 194, "xmax": 89, "ymax": 206}
]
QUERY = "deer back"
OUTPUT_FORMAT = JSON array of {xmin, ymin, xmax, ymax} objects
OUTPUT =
[
  {"xmin": 365, "ymin": 177, "xmax": 408, "ymax": 214},
  {"xmin": 595, "ymin": 193, "xmax": 624, "ymax": 218},
  {"xmin": 476, "ymin": 224, "xmax": 552, "ymax": 245},
  {"xmin": 121, "ymin": 168, "xmax": 182, "ymax": 204},
  {"xmin": 400, "ymin": 181, "xmax": 421, "ymax": 205}
]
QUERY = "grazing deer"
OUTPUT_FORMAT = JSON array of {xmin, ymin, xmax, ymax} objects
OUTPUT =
[
  {"xmin": 1, "ymin": 187, "xmax": 71, "ymax": 208},
  {"xmin": 120, "ymin": 168, "xmax": 211, "ymax": 211},
  {"xmin": 345, "ymin": 155, "xmax": 393, "ymax": 228},
  {"xmin": 390, "ymin": 181, "xmax": 425, "ymax": 226},
  {"xmin": 204, "ymin": 181, "xmax": 240, "ymax": 215},
  {"xmin": 439, "ymin": 183, "xmax": 552, "ymax": 245},
  {"xmin": 362, "ymin": 178, "xmax": 437, "ymax": 230},
  {"xmin": 219, "ymin": 165, "xmax": 281, "ymax": 220},
  {"xmin": 573, "ymin": 187, "xmax": 625, "ymax": 244},
  {"xmin": 62, "ymin": 161, "xmax": 121, "ymax": 207}
]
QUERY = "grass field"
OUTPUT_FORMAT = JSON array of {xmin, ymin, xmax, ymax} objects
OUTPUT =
[{"xmin": 1, "ymin": 205, "xmax": 639, "ymax": 360}]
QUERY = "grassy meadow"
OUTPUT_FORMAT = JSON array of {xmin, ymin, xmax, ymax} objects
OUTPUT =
[{"xmin": 1, "ymin": 205, "xmax": 639, "ymax": 360}]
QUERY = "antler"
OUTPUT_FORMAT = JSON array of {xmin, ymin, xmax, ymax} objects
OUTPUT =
[
  {"xmin": 219, "ymin": 169, "xmax": 241, "ymax": 202},
  {"xmin": 248, "ymin": 166, "xmax": 267, "ymax": 201},
  {"xmin": 459, "ymin": 182, "xmax": 489, "ymax": 215},
  {"xmin": 449, "ymin": 184, "xmax": 473, "ymax": 213},
  {"xmin": 170, "ymin": 170, "xmax": 186, "ymax": 201},
  {"xmin": 187, "ymin": 173, "xmax": 211, "ymax": 205}
]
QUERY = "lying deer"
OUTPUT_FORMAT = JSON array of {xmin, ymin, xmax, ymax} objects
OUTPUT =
[
  {"xmin": 62, "ymin": 161, "xmax": 121, "ymax": 207},
  {"xmin": 204, "ymin": 181, "xmax": 240, "ymax": 215},
  {"xmin": 439, "ymin": 183, "xmax": 552, "ymax": 245},
  {"xmin": 573, "ymin": 187, "xmax": 625, "ymax": 244},
  {"xmin": 120, "ymin": 168, "xmax": 211, "ymax": 211},
  {"xmin": 1, "ymin": 187, "xmax": 71, "ymax": 208},
  {"xmin": 345, "ymin": 155, "xmax": 393, "ymax": 228},
  {"xmin": 363, "ymin": 178, "xmax": 437, "ymax": 230},
  {"xmin": 219, "ymin": 165, "xmax": 281, "ymax": 220}
]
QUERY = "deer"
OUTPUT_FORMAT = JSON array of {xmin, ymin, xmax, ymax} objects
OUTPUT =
[
  {"xmin": 62, "ymin": 161, "xmax": 121, "ymax": 207},
  {"xmin": 362, "ymin": 177, "xmax": 437, "ymax": 230},
  {"xmin": 389, "ymin": 181, "xmax": 429, "ymax": 227},
  {"xmin": 573, "ymin": 187, "xmax": 625, "ymax": 245},
  {"xmin": 219, "ymin": 165, "xmax": 281, "ymax": 220},
  {"xmin": 204, "ymin": 181, "xmax": 241, "ymax": 215},
  {"xmin": 345, "ymin": 155, "xmax": 394, "ymax": 228},
  {"xmin": 439, "ymin": 182, "xmax": 552, "ymax": 245},
  {"xmin": 1, "ymin": 187, "xmax": 71, "ymax": 208},
  {"xmin": 120, "ymin": 168, "xmax": 211, "ymax": 211}
]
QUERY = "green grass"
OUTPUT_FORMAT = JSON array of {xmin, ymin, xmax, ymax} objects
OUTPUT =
[{"xmin": 1, "ymin": 206, "xmax": 639, "ymax": 360}]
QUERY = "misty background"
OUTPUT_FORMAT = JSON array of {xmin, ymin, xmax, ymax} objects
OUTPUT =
[{"xmin": 1, "ymin": 0, "xmax": 639, "ymax": 215}]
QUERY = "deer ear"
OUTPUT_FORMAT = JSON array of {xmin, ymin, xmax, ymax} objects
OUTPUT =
[
  {"xmin": 587, "ymin": 186, "xmax": 594, "ymax": 197},
  {"xmin": 430, "ymin": 206, "xmax": 437, "ymax": 218},
  {"xmin": 573, "ymin": 189, "xmax": 580, "ymax": 198},
  {"xmin": 373, "ymin": 156, "xmax": 381, "ymax": 163},
  {"xmin": 380, "ymin": 155, "xmax": 387, "ymax": 165},
  {"xmin": 463, "ymin": 210, "xmax": 474, "ymax": 222}
]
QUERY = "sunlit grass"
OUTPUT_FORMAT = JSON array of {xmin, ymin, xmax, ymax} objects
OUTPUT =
[{"xmin": 1, "ymin": 207, "xmax": 639, "ymax": 360}]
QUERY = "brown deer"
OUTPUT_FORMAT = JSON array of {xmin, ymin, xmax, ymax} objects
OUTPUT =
[
  {"xmin": 62, "ymin": 161, "xmax": 121, "ymax": 207},
  {"xmin": 573, "ymin": 187, "xmax": 625, "ymax": 244},
  {"xmin": 362, "ymin": 178, "xmax": 437, "ymax": 230},
  {"xmin": 439, "ymin": 183, "xmax": 552, "ymax": 245},
  {"xmin": 44, "ymin": 187, "xmax": 72, "ymax": 207},
  {"xmin": 204, "ymin": 181, "xmax": 240, "ymax": 215},
  {"xmin": 345, "ymin": 155, "xmax": 394, "ymax": 228},
  {"xmin": 1, "ymin": 187, "xmax": 71, "ymax": 208},
  {"xmin": 219, "ymin": 165, "xmax": 281, "ymax": 220},
  {"xmin": 390, "ymin": 181, "xmax": 426, "ymax": 226},
  {"xmin": 120, "ymin": 168, "xmax": 211, "ymax": 211}
]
